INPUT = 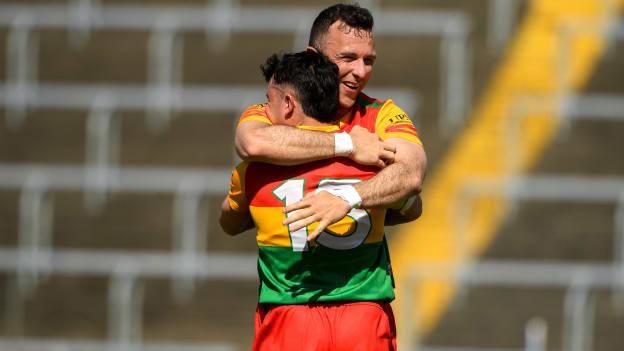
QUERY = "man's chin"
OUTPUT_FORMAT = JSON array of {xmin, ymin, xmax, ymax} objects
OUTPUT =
[{"xmin": 340, "ymin": 96, "xmax": 358, "ymax": 111}]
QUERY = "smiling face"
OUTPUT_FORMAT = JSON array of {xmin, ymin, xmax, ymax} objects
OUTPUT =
[{"xmin": 317, "ymin": 21, "xmax": 376, "ymax": 117}]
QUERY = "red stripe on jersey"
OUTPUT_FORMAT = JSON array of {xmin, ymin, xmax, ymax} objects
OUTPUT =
[
  {"xmin": 239, "ymin": 104, "xmax": 268, "ymax": 122},
  {"xmin": 385, "ymin": 124, "xmax": 417, "ymax": 133},
  {"xmin": 387, "ymin": 130, "xmax": 418, "ymax": 137},
  {"xmin": 245, "ymin": 160, "xmax": 377, "ymax": 207},
  {"xmin": 385, "ymin": 127, "xmax": 418, "ymax": 137}
]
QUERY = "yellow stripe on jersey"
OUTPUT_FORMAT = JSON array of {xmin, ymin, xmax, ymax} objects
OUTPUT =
[
  {"xmin": 375, "ymin": 100, "xmax": 423, "ymax": 145},
  {"xmin": 227, "ymin": 162, "xmax": 249, "ymax": 212},
  {"xmin": 298, "ymin": 124, "xmax": 342, "ymax": 132},
  {"xmin": 251, "ymin": 206, "xmax": 387, "ymax": 247},
  {"xmin": 249, "ymin": 206, "xmax": 290, "ymax": 247}
]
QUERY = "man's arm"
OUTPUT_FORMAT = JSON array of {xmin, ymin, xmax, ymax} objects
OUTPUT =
[
  {"xmin": 219, "ymin": 197, "xmax": 254, "ymax": 236},
  {"xmin": 236, "ymin": 121, "xmax": 395, "ymax": 167},
  {"xmin": 282, "ymin": 137, "xmax": 426, "ymax": 241},
  {"xmin": 220, "ymin": 162, "xmax": 254, "ymax": 235},
  {"xmin": 384, "ymin": 194, "xmax": 423, "ymax": 226},
  {"xmin": 354, "ymin": 138, "xmax": 426, "ymax": 206}
]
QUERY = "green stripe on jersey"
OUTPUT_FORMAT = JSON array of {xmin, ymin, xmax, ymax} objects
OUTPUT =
[
  {"xmin": 357, "ymin": 95, "xmax": 383, "ymax": 108},
  {"xmin": 257, "ymin": 242, "xmax": 395, "ymax": 304}
]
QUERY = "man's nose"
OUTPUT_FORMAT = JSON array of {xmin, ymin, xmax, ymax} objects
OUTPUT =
[{"xmin": 352, "ymin": 59, "xmax": 366, "ymax": 79}]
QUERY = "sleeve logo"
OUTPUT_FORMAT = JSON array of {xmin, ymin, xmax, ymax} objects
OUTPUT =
[{"xmin": 387, "ymin": 113, "xmax": 409, "ymax": 124}]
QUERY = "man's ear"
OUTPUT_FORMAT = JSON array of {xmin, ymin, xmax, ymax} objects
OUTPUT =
[
  {"xmin": 283, "ymin": 93, "xmax": 296, "ymax": 119},
  {"xmin": 306, "ymin": 46, "xmax": 319, "ymax": 53}
]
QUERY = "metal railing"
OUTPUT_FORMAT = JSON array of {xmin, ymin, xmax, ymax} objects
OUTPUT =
[{"xmin": 487, "ymin": 0, "xmax": 523, "ymax": 51}]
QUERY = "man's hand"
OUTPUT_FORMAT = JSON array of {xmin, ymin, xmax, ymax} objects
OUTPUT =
[
  {"xmin": 283, "ymin": 191, "xmax": 351, "ymax": 243},
  {"xmin": 348, "ymin": 126, "xmax": 396, "ymax": 168}
]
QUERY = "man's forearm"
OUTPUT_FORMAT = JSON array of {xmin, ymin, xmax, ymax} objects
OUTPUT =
[
  {"xmin": 354, "ymin": 141, "xmax": 426, "ymax": 207},
  {"xmin": 354, "ymin": 163, "xmax": 420, "ymax": 207},
  {"xmin": 236, "ymin": 123, "xmax": 334, "ymax": 165},
  {"xmin": 236, "ymin": 122, "xmax": 395, "ymax": 167}
]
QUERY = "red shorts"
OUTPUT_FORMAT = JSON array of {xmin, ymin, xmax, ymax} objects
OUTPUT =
[{"xmin": 252, "ymin": 301, "xmax": 397, "ymax": 351}]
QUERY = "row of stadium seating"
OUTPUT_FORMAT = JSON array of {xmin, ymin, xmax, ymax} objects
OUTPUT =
[{"xmin": 18, "ymin": 1, "xmax": 624, "ymax": 351}]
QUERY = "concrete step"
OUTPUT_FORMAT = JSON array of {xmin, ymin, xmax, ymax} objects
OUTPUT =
[
  {"xmin": 37, "ymin": 29, "xmax": 148, "ymax": 84},
  {"xmin": 0, "ymin": 188, "xmax": 256, "ymax": 252},
  {"xmin": 0, "ymin": 273, "xmax": 258, "ymax": 351},
  {"xmin": 50, "ymin": 191, "xmax": 255, "ymax": 252},
  {"xmin": 0, "ymin": 190, "xmax": 19, "ymax": 247},
  {"xmin": 485, "ymin": 201, "xmax": 616, "ymax": 262},
  {"xmin": 51, "ymin": 191, "xmax": 175, "ymax": 251},
  {"xmin": 33, "ymin": 29, "xmax": 293, "ymax": 86},
  {"xmin": 426, "ymin": 286, "xmax": 566, "ymax": 350},
  {"xmin": 427, "ymin": 287, "xmax": 624, "ymax": 351},
  {"xmin": 0, "ymin": 109, "xmax": 86, "ymax": 165},
  {"xmin": 585, "ymin": 39, "xmax": 624, "ymax": 94},
  {"xmin": 537, "ymin": 119, "xmax": 624, "ymax": 176},
  {"xmin": 593, "ymin": 290, "xmax": 624, "ymax": 351},
  {"xmin": 0, "ymin": 109, "xmax": 237, "ymax": 167},
  {"xmin": 1, "ymin": 274, "xmax": 109, "ymax": 339},
  {"xmin": 142, "ymin": 278, "xmax": 258, "ymax": 350},
  {"xmin": 483, "ymin": 116, "xmax": 624, "ymax": 261},
  {"xmin": 119, "ymin": 111, "xmax": 236, "ymax": 168}
]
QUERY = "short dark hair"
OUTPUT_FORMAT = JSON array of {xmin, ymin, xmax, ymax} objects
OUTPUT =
[
  {"xmin": 308, "ymin": 3, "xmax": 374, "ymax": 50},
  {"xmin": 261, "ymin": 51, "xmax": 339, "ymax": 123}
]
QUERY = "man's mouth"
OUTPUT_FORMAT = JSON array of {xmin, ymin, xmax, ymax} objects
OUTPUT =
[{"xmin": 342, "ymin": 82, "xmax": 358, "ymax": 92}]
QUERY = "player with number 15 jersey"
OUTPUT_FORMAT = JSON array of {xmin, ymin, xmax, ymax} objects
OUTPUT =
[{"xmin": 228, "ymin": 93, "xmax": 422, "ymax": 304}]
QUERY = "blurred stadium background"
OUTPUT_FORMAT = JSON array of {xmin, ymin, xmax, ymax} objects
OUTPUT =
[{"xmin": 0, "ymin": 0, "xmax": 623, "ymax": 350}]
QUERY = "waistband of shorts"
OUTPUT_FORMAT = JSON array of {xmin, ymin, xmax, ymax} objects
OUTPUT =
[{"xmin": 259, "ymin": 300, "xmax": 390, "ymax": 310}]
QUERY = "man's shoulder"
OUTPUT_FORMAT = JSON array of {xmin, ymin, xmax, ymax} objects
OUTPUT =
[
  {"xmin": 241, "ymin": 103, "xmax": 267, "ymax": 117},
  {"xmin": 356, "ymin": 92, "xmax": 387, "ymax": 110},
  {"xmin": 355, "ymin": 93, "xmax": 402, "ymax": 118},
  {"xmin": 349, "ymin": 93, "xmax": 398, "ymax": 129},
  {"xmin": 238, "ymin": 103, "xmax": 271, "ymax": 125}
]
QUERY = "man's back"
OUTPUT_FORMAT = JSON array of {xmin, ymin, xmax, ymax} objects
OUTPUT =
[{"xmin": 231, "ymin": 154, "xmax": 395, "ymax": 304}]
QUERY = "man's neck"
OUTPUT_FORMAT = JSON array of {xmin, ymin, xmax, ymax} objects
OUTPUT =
[
  {"xmin": 299, "ymin": 116, "xmax": 334, "ymax": 127},
  {"xmin": 337, "ymin": 107, "xmax": 354, "ymax": 123}
]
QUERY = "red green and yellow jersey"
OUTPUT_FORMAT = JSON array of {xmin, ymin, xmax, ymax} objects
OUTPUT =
[
  {"xmin": 230, "ymin": 93, "xmax": 422, "ymax": 304},
  {"xmin": 229, "ymin": 159, "xmax": 394, "ymax": 304}
]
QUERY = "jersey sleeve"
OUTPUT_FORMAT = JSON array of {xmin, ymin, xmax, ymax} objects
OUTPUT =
[
  {"xmin": 374, "ymin": 100, "xmax": 423, "ymax": 145},
  {"xmin": 227, "ymin": 162, "xmax": 249, "ymax": 212},
  {"xmin": 237, "ymin": 103, "xmax": 272, "ymax": 126}
]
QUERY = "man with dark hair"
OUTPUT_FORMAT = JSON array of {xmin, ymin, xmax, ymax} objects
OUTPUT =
[
  {"xmin": 308, "ymin": 2, "xmax": 374, "ymax": 53},
  {"xmin": 261, "ymin": 52, "xmax": 340, "ymax": 123},
  {"xmin": 235, "ymin": 3, "xmax": 427, "ymax": 242},
  {"xmin": 221, "ymin": 50, "xmax": 416, "ymax": 350}
]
